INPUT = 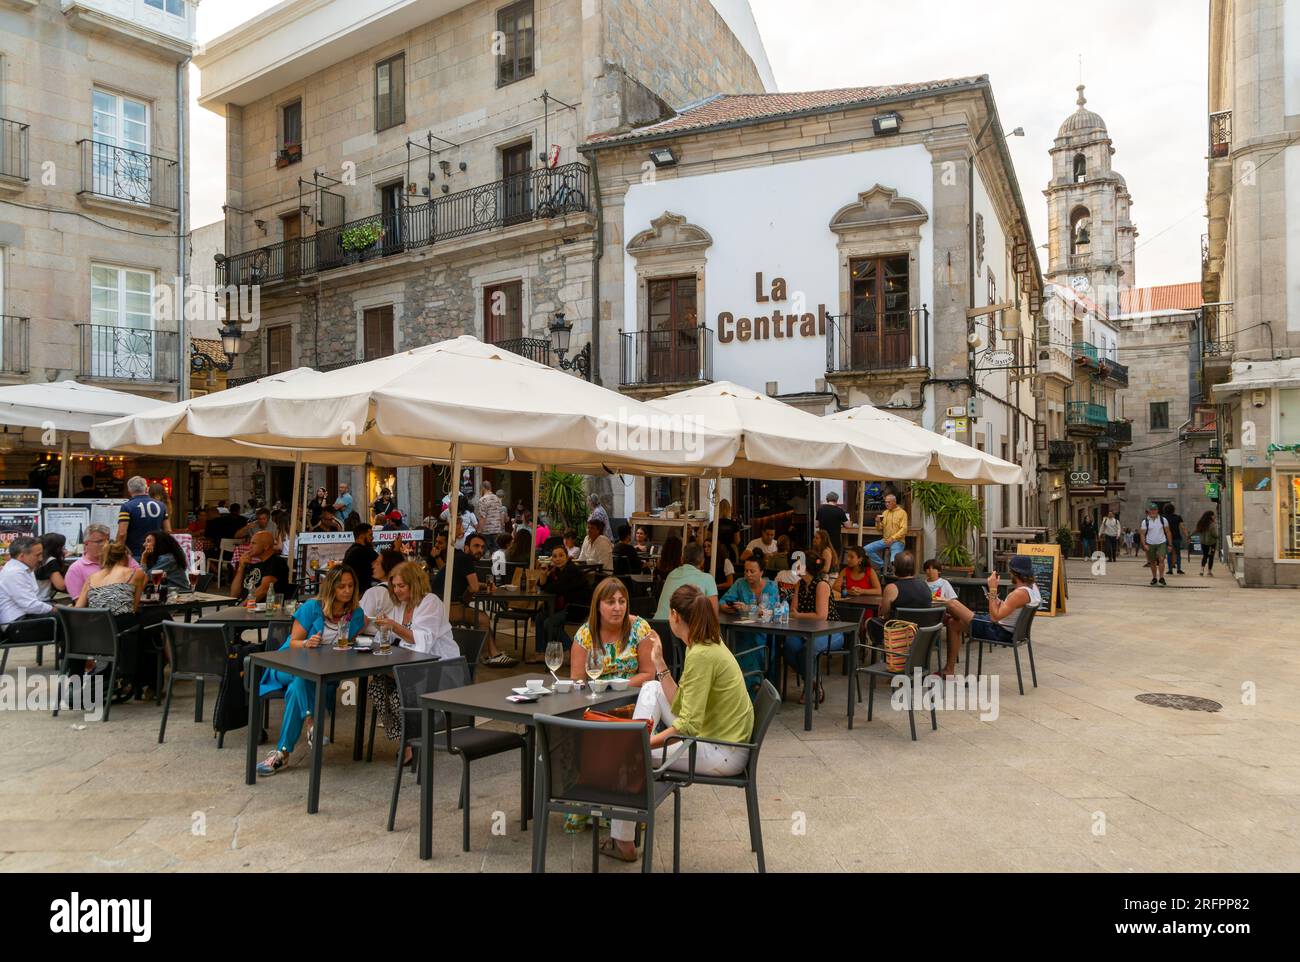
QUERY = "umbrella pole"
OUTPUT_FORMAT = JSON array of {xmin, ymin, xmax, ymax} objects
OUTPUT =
[
  {"xmin": 529, "ymin": 467, "xmax": 540, "ymax": 570},
  {"xmin": 443, "ymin": 444, "xmax": 462, "ymax": 611},
  {"xmin": 58, "ymin": 436, "xmax": 70, "ymax": 498},
  {"xmin": 709, "ymin": 471, "xmax": 721, "ymax": 577},
  {"xmin": 858, "ymin": 483, "xmax": 866, "ymax": 547},
  {"xmin": 287, "ymin": 452, "xmax": 303, "ymax": 571}
]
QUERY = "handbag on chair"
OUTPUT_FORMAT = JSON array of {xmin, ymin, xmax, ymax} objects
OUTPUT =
[{"xmin": 882, "ymin": 620, "xmax": 916, "ymax": 674}]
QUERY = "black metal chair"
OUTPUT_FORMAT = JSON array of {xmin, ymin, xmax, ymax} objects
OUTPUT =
[
  {"xmin": 193, "ymin": 572, "xmax": 215, "ymax": 594},
  {"xmin": 158, "ymin": 621, "xmax": 228, "ymax": 744},
  {"xmin": 657, "ymin": 679, "xmax": 779, "ymax": 872},
  {"xmin": 52, "ymin": 606, "xmax": 134, "ymax": 722},
  {"xmin": 387, "ymin": 657, "xmax": 528, "ymax": 852},
  {"xmin": 851, "ymin": 622, "xmax": 942, "ymax": 740},
  {"xmin": 972, "ymin": 604, "xmax": 1038, "ymax": 695},
  {"xmin": 532, "ymin": 713, "xmax": 681, "ymax": 873},
  {"xmin": 490, "ymin": 577, "xmax": 543, "ymax": 656},
  {"xmin": 628, "ymin": 595, "xmax": 656, "ymax": 620},
  {"xmin": 0, "ymin": 614, "xmax": 58, "ymax": 673}
]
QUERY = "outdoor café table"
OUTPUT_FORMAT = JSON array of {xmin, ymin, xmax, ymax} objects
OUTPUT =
[
  {"xmin": 465, "ymin": 587, "xmax": 554, "ymax": 623},
  {"xmin": 199, "ymin": 605, "xmax": 296, "ymax": 645},
  {"xmin": 145, "ymin": 591, "xmax": 241, "ymax": 621},
  {"xmin": 718, "ymin": 611, "xmax": 859, "ymax": 732},
  {"xmin": 244, "ymin": 645, "xmax": 439, "ymax": 814},
  {"xmin": 417, "ymin": 673, "xmax": 637, "ymax": 860}
]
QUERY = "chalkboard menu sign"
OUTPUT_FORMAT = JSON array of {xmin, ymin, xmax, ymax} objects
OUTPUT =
[{"xmin": 1016, "ymin": 543, "xmax": 1066, "ymax": 616}]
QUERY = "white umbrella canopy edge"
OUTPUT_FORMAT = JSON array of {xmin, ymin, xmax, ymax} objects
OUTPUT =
[
  {"xmin": 1, "ymin": 380, "xmax": 163, "ymax": 433},
  {"xmin": 826, "ymin": 406, "xmax": 1024, "ymax": 485}
]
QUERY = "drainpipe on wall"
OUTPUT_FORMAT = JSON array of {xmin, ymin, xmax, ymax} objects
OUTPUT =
[
  {"xmin": 177, "ymin": 56, "xmax": 190, "ymax": 402},
  {"xmin": 589, "ymin": 151, "xmax": 603, "ymax": 385}
]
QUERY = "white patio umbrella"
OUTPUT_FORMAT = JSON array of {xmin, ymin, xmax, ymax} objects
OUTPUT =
[
  {"xmin": 0, "ymin": 381, "xmax": 170, "ymax": 497},
  {"xmin": 93, "ymin": 337, "xmax": 742, "ymax": 608}
]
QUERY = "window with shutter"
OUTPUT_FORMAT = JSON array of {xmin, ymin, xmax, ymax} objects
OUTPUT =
[
  {"xmin": 483, "ymin": 282, "xmax": 523, "ymax": 343},
  {"xmin": 497, "ymin": 1, "xmax": 535, "ymax": 85},
  {"xmin": 375, "ymin": 54, "xmax": 405, "ymax": 132},
  {"xmin": 267, "ymin": 325, "xmax": 292, "ymax": 374},
  {"xmin": 363, "ymin": 306, "xmax": 395, "ymax": 360}
]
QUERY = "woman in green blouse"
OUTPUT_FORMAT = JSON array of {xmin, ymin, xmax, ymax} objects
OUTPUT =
[{"xmin": 603, "ymin": 583, "xmax": 755, "ymax": 862}]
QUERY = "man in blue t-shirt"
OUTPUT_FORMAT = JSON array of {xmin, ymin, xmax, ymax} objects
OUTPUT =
[{"xmin": 116, "ymin": 475, "xmax": 168, "ymax": 560}]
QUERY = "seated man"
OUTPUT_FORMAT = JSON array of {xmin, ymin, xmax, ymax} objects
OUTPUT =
[
  {"xmin": 431, "ymin": 532, "xmax": 518, "ymax": 668},
  {"xmin": 654, "ymin": 542, "xmax": 718, "ymax": 620},
  {"xmin": 236, "ymin": 507, "xmax": 277, "ymax": 545},
  {"xmin": 577, "ymin": 519, "xmax": 613, "ymax": 572},
  {"xmin": 742, "ymin": 525, "xmax": 779, "ymax": 563},
  {"xmin": 864, "ymin": 551, "xmax": 934, "ymax": 655},
  {"xmin": 0, "ymin": 536, "xmax": 55, "ymax": 652},
  {"xmin": 865, "ymin": 493, "xmax": 908, "ymax": 573},
  {"xmin": 230, "ymin": 532, "xmax": 288, "ymax": 602},
  {"xmin": 611, "ymin": 524, "xmax": 642, "ymax": 576},
  {"xmin": 941, "ymin": 555, "xmax": 1040, "ymax": 678}
]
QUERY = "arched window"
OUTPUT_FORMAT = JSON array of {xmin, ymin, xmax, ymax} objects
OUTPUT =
[
  {"xmin": 1069, "ymin": 207, "xmax": 1091, "ymax": 255},
  {"xmin": 1073, "ymin": 153, "xmax": 1087, "ymax": 183}
]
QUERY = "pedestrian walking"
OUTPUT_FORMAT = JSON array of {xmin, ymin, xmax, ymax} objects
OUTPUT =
[
  {"xmin": 1195, "ymin": 510, "xmax": 1219, "ymax": 576},
  {"xmin": 1079, "ymin": 514, "xmax": 1097, "ymax": 559},
  {"xmin": 1162, "ymin": 503, "xmax": 1188, "ymax": 574},
  {"xmin": 1100, "ymin": 511, "xmax": 1121, "ymax": 563},
  {"xmin": 1139, "ymin": 504, "xmax": 1172, "ymax": 586}
]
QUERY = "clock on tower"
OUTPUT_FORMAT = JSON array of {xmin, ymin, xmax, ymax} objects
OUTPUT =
[{"xmin": 1070, "ymin": 274, "xmax": 1091, "ymax": 293}]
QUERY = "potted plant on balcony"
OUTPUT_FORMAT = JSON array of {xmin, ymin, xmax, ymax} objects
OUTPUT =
[
  {"xmin": 276, "ymin": 144, "xmax": 302, "ymax": 169},
  {"xmin": 339, "ymin": 222, "xmax": 385, "ymax": 264},
  {"xmin": 910, "ymin": 481, "xmax": 982, "ymax": 574}
]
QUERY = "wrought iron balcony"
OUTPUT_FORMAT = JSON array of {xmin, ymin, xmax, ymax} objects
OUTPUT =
[
  {"xmin": 1066, "ymin": 401, "xmax": 1107, "ymax": 432},
  {"xmin": 826, "ymin": 307, "xmax": 930, "ymax": 375},
  {"xmin": 1, "ymin": 315, "xmax": 30, "ymax": 374},
  {"xmin": 1047, "ymin": 439, "xmax": 1074, "ymax": 468},
  {"xmin": 1096, "ymin": 420, "xmax": 1132, "ymax": 449},
  {"xmin": 1201, "ymin": 302, "xmax": 1234, "ymax": 361},
  {"xmin": 1071, "ymin": 341, "xmax": 1100, "ymax": 366},
  {"xmin": 218, "ymin": 162, "xmax": 592, "ymax": 287},
  {"xmin": 620, "ymin": 325, "xmax": 713, "ymax": 387},
  {"xmin": 489, "ymin": 336, "xmax": 550, "ymax": 366},
  {"xmin": 78, "ymin": 139, "xmax": 179, "ymax": 211},
  {"xmin": 1209, "ymin": 110, "xmax": 1231, "ymax": 159},
  {"xmin": 77, "ymin": 324, "xmax": 179, "ymax": 382},
  {"xmin": 0, "ymin": 118, "xmax": 29, "ymax": 182},
  {"xmin": 1099, "ymin": 356, "xmax": 1128, "ymax": 386}
]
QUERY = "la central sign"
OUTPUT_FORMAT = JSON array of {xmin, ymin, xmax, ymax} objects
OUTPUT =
[{"xmin": 718, "ymin": 272, "xmax": 831, "ymax": 344}]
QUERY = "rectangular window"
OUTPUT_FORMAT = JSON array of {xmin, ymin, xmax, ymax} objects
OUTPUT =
[
  {"xmin": 497, "ymin": 0, "xmax": 535, "ymax": 86},
  {"xmin": 92, "ymin": 89, "xmax": 150, "ymax": 203},
  {"xmin": 145, "ymin": 0, "xmax": 185, "ymax": 16},
  {"xmin": 375, "ymin": 54, "xmax": 405, "ymax": 132},
  {"xmin": 483, "ymin": 281, "xmax": 523, "ymax": 344},
  {"xmin": 89, "ymin": 265, "xmax": 155, "ymax": 379},
  {"xmin": 1280, "ymin": 388, "xmax": 1300, "ymax": 444},
  {"xmin": 363, "ymin": 306, "xmax": 395, "ymax": 361},
  {"xmin": 1149, "ymin": 401, "xmax": 1169, "ymax": 431},
  {"xmin": 281, "ymin": 100, "xmax": 302, "ymax": 152},
  {"xmin": 266, "ymin": 325, "xmax": 292, "ymax": 375}
]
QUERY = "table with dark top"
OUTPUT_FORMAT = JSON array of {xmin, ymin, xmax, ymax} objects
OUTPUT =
[
  {"xmin": 199, "ymin": 605, "xmax": 296, "ymax": 643},
  {"xmin": 417, "ymin": 673, "xmax": 637, "ymax": 860},
  {"xmin": 718, "ymin": 612, "xmax": 860, "ymax": 732},
  {"xmin": 142, "ymin": 591, "xmax": 241, "ymax": 621},
  {"xmin": 245, "ymin": 645, "xmax": 439, "ymax": 814}
]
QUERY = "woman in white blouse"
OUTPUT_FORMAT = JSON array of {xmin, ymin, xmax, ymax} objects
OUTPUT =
[
  {"xmin": 359, "ymin": 549, "xmax": 407, "ymax": 629},
  {"xmin": 367, "ymin": 561, "xmax": 459, "ymax": 763}
]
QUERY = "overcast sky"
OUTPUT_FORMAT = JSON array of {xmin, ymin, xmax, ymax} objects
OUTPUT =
[{"xmin": 193, "ymin": 0, "xmax": 1207, "ymax": 287}]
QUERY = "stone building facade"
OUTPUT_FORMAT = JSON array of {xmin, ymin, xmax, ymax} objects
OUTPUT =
[
  {"xmin": 1115, "ymin": 284, "xmax": 1214, "ymax": 534},
  {"xmin": 582, "ymin": 78, "xmax": 1045, "ymax": 558},
  {"xmin": 1202, "ymin": 0, "xmax": 1300, "ymax": 586},
  {"xmin": 195, "ymin": 0, "xmax": 773, "ymax": 513}
]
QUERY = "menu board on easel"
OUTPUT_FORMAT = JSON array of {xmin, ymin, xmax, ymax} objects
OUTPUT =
[{"xmin": 1016, "ymin": 543, "xmax": 1066, "ymax": 616}]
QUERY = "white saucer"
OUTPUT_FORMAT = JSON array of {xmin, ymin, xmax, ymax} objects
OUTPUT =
[{"xmin": 512, "ymin": 686, "xmax": 551, "ymax": 696}]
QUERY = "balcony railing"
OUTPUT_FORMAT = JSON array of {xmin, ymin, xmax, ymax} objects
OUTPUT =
[
  {"xmin": 1068, "ymin": 254, "xmax": 1091, "ymax": 271},
  {"xmin": 1201, "ymin": 302, "xmax": 1235, "ymax": 359},
  {"xmin": 489, "ymin": 336, "xmax": 551, "ymax": 366},
  {"xmin": 1209, "ymin": 110, "xmax": 1231, "ymax": 159},
  {"xmin": 218, "ymin": 162, "xmax": 592, "ymax": 287},
  {"xmin": 620, "ymin": 325, "xmax": 713, "ymax": 387},
  {"xmin": 1047, "ymin": 439, "xmax": 1074, "ymax": 467},
  {"xmin": 77, "ymin": 324, "xmax": 179, "ymax": 382},
  {"xmin": 1099, "ymin": 356, "xmax": 1129, "ymax": 386},
  {"xmin": 1096, "ymin": 420, "xmax": 1133, "ymax": 450},
  {"xmin": 0, "ymin": 118, "xmax": 29, "ymax": 181},
  {"xmin": 826, "ymin": 307, "xmax": 930, "ymax": 375},
  {"xmin": 1071, "ymin": 341, "xmax": 1100, "ymax": 365},
  {"xmin": 1, "ymin": 316, "xmax": 30, "ymax": 374},
  {"xmin": 1183, "ymin": 405, "xmax": 1218, "ymax": 437},
  {"xmin": 1066, "ymin": 401, "xmax": 1107, "ymax": 430},
  {"xmin": 78, "ymin": 140, "xmax": 179, "ymax": 212}
]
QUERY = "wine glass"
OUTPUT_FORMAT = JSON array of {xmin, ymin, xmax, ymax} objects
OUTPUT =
[
  {"xmin": 584, "ymin": 644, "xmax": 603, "ymax": 700},
  {"xmin": 544, "ymin": 641, "xmax": 564, "ymax": 686}
]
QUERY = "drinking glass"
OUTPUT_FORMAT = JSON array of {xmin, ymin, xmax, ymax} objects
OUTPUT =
[
  {"xmin": 376, "ymin": 625, "xmax": 392, "ymax": 655},
  {"xmin": 187, "ymin": 570, "xmax": 200, "ymax": 594},
  {"xmin": 544, "ymin": 641, "xmax": 564, "ymax": 686},
  {"xmin": 585, "ymin": 645, "xmax": 603, "ymax": 700}
]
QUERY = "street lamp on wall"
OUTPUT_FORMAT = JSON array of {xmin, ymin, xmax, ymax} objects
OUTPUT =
[
  {"xmin": 191, "ymin": 320, "xmax": 247, "ymax": 374},
  {"xmin": 547, "ymin": 312, "xmax": 591, "ymax": 380}
]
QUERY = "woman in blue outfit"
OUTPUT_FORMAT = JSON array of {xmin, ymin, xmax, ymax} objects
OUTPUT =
[{"xmin": 256, "ymin": 565, "xmax": 366, "ymax": 776}]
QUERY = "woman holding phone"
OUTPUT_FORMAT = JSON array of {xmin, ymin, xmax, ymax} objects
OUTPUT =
[{"xmin": 256, "ymin": 566, "xmax": 365, "ymax": 777}]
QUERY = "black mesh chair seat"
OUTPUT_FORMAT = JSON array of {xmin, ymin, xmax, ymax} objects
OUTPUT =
[
  {"xmin": 53, "ymin": 606, "xmax": 132, "ymax": 722},
  {"xmin": 158, "ymin": 621, "xmax": 228, "ymax": 744},
  {"xmin": 387, "ymin": 657, "xmax": 528, "ymax": 853},
  {"xmin": 431, "ymin": 725, "xmax": 525, "ymax": 760},
  {"xmin": 971, "ymin": 604, "xmax": 1038, "ymax": 695}
]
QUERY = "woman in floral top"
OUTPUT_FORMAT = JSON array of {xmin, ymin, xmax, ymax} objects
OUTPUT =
[{"xmin": 569, "ymin": 576, "xmax": 656, "ymax": 685}]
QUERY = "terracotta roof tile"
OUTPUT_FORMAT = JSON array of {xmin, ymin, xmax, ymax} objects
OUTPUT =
[
  {"xmin": 1118, "ymin": 283, "xmax": 1203, "ymax": 315},
  {"xmin": 190, "ymin": 338, "xmax": 226, "ymax": 365},
  {"xmin": 585, "ymin": 77, "xmax": 988, "ymax": 146}
]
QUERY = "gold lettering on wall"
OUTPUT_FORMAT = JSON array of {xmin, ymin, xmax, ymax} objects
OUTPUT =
[{"xmin": 715, "ymin": 270, "xmax": 828, "ymax": 344}]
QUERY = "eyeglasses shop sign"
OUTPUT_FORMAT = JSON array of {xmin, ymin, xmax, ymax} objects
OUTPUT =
[{"xmin": 717, "ymin": 272, "xmax": 832, "ymax": 344}]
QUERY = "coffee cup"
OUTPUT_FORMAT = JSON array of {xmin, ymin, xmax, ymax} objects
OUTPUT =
[{"xmin": 525, "ymin": 678, "xmax": 546, "ymax": 692}]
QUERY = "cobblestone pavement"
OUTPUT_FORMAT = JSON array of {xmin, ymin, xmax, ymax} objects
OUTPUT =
[{"xmin": 2, "ymin": 557, "xmax": 1296, "ymax": 873}]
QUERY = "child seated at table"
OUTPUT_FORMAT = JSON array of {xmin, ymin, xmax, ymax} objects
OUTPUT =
[{"xmin": 923, "ymin": 558, "xmax": 957, "ymax": 603}]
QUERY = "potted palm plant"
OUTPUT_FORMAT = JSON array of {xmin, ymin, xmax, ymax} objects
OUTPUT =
[
  {"xmin": 910, "ymin": 481, "xmax": 983, "ymax": 573},
  {"xmin": 540, "ymin": 470, "xmax": 587, "ymax": 532}
]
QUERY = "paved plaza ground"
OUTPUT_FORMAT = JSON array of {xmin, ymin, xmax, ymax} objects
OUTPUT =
[{"xmin": 1, "ymin": 557, "xmax": 1296, "ymax": 873}]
